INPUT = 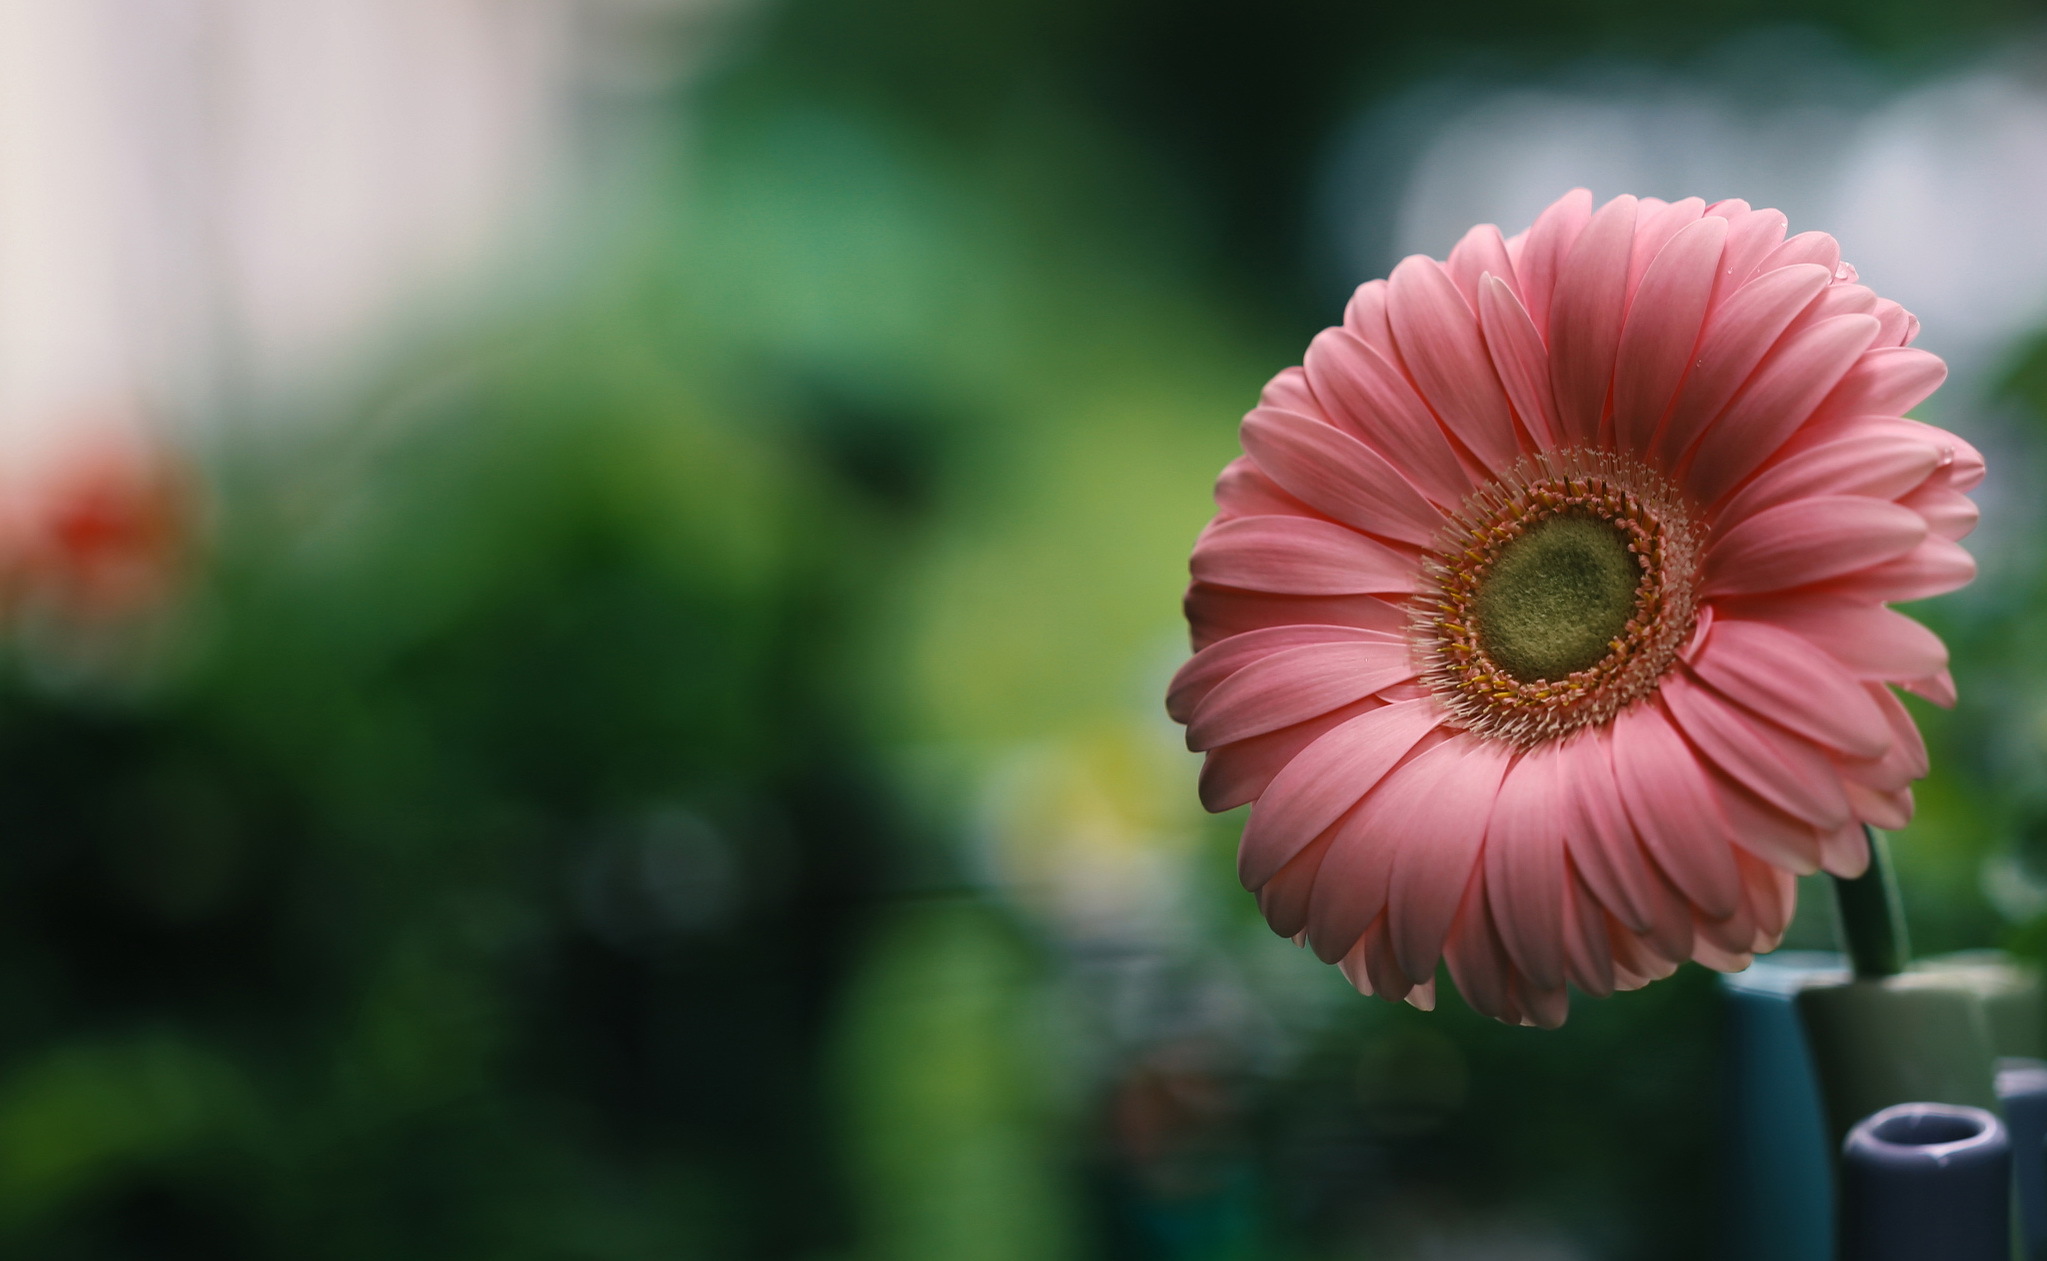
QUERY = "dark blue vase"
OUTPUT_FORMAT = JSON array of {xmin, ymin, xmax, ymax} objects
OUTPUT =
[{"xmin": 1839, "ymin": 1103, "xmax": 2009, "ymax": 1261}]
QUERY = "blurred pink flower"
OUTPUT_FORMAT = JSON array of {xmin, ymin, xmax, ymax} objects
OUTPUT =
[{"xmin": 1168, "ymin": 189, "xmax": 1980, "ymax": 1027}]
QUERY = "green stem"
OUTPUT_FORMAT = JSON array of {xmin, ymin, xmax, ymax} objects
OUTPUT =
[{"xmin": 1830, "ymin": 825, "xmax": 1909, "ymax": 979}]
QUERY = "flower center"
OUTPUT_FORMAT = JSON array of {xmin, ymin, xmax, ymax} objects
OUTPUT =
[
  {"xmin": 1475, "ymin": 513, "xmax": 1641, "ymax": 683},
  {"xmin": 1417, "ymin": 449, "xmax": 1701, "ymax": 746}
]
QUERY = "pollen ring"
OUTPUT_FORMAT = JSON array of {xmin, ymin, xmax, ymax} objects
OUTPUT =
[{"xmin": 1414, "ymin": 448, "xmax": 1702, "ymax": 746}]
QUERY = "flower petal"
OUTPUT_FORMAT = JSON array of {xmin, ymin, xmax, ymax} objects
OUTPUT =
[
  {"xmin": 1361, "ymin": 915, "xmax": 1421, "ymax": 1001},
  {"xmin": 1514, "ymin": 188, "xmax": 1593, "ymax": 338},
  {"xmin": 1607, "ymin": 703, "xmax": 1743, "ymax": 920},
  {"xmin": 1867, "ymin": 683, "xmax": 1930, "ymax": 779},
  {"xmin": 1336, "ymin": 924, "xmax": 1381, "ymax": 997},
  {"xmin": 1186, "ymin": 639, "xmax": 1418, "ymax": 749},
  {"xmin": 1256, "ymin": 829, "xmax": 1336, "ymax": 938},
  {"xmin": 1213, "ymin": 456, "xmax": 1316, "ymax": 521},
  {"xmin": 1820, "ymin": 821, "xmax": 1870, "ymax": 878},
  {"xmin": 1685, "ymin": 314, "xmax": 1882, "ymax": 504},
  {"xmin": 1703, "ymin": 496, "xmax": 1926, "ymax": 597},
  {"xmin": 1197, "ymin": 697, "xmax": 1378, "ymax": 811},
  {"xmin": 1190, "ymin": 516, "xmax": 1418, "ymax": 596},
  {"xmin": 1740, "ymin": 850, "xmax": 1799, "ymax": 945},
  {"xmin": 1258, "ymin": 365, "xmax": 1319, "ymax": 414},
  {"xmin": 1623, "ymin": 196, "xmax": 1705, "ymax": 300},
  {"xmin": 1843, "ymin": 779, "xmax": 1912, "ymax": 830},
  {"xmin": 1705, "ymin": 766, "xmax": 1825, "ymax": 874},
  {"xmin": 1773, "ymin": 414, "xmax": 1937, "ymax": 468},
  {"xmin": 1871, "ymin": 298, "xmax": 1917, "ymax": 348},
  {"xmin": 1302, "ymin": 805, "xmax": 1407, "ymax": 965},
  {"xmin": 1303, "ymin": 327, "xmax": 1472, "ymax": 505},
  {"xmin": 1716, "ymin": 433, "xmax": 1941, "ymax": 527},
  {"xmin": 1547, "ymin": 194, "xmax": 1637, "ymax": 446},
  {"xmin": 1447, "ymin": 222, "xmax": 1517, "ymax": 308},
  {"xmin": 1901, "ymin": 482, "xmax": 1979, "ymax": 541},
  {"xmin": 1903, "ymin": 671, "xmax": 1957, "ymax": 708},
  {"xmin": 1793, "ymin": 280, "xmax": 1878, "ymax": 328},
  {"xmin": 1932, "ymin": 426, "xmax": 1985, "ymax": 492},
  {"xmin": 1757, "ymin": 230, "xmax": 1841, "ymax": 275},
  {"xmin": 1342, "ymin": 278, "xmax": 1395, "ymax": 352},
  {"xmin": 1237, "ymin": 698, "xmax": 1440, "ymax": 889},
  {"xmin": 1385, "ymin": 736, "xmax": 1515, "ymax": 981},
  {"xmin": 1556, "ymin": 730, "xmax": 1660, "ymax": 933},
  {"xmin": 1689, "ymin": 618, "xmax": 1890, "ymax": 758},
  {"xmin": 1608, "ymin": 919, "xmax": 1684, "ymax": 990},
  {"xmin": 1562, "ymin": 870, "xmax": 1617, "ymax": 997},
  {"xmin": 1806, "ymin": 347, "xmax": 1947, "ymax": 428},
  {"xmin": 1692, "ymin": 884, "xmax": 1760, "ymax": 971},
  {"xmin": 1483, "ymin": 746, "xmax": 1568, "ymax": 990},
  {"xmin": 1445, "ymin": 870, "xmax": 1528, "ymax": 1025},
  {"xmin": 1611, "ymin": 214, "xmax": 1727, "ymax": 454},
  {"xmin": 1304, "ymin": 733, "xmax": 1481, "ymax": 965},
  {"xmin": 1656, "ymin": 264, "xmax": 1831, "ymax": 471},
  {"xmin": 1167, "ymin": 624, "xmax": 1400, "ymax": 724},
  {"xmin": 1622, "ymin": 868, "xmax": 1709, "ymax": 972},
  {"xmin": 1661, "ymin": 670, "xmax": 1849, "ymax": 830},
  {"xmin": 1240, "ymin": 408, "xmax": 1444, "ymax": 546},
  {"xmin": 1712, "ymin": 206, "xmax": 1790, "ymax": 297},
  {"xmin": 1478, "ymin": 275, "xmax": 1560, "ymax": 449},
  {"xmin": 1389, "ymin": 255, "xmax": 1521, "ymax": 473},
  {"xmin": 1723, "ymin": 599, "xmax": 1946, "ymax": 682},
  {"xmin": 1838, "ymin": 739, "xmax": 1923, "ymax": 802},
  {"xmin": 1819, "ymin": 536, "xmax": 1976, "ymax": 603},
  {"xmin": 1403, "ymin": 976, "xmax": 1440, "ymax": 1011},
  {"xmin": 1184, "ymin": 585, "xmax": 1408, "ymax": 649}
]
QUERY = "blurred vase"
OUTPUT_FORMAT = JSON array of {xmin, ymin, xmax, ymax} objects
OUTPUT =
[
  {"xmin": 1998, "ymin": 1058, "xmax": 2047, "ymax": 1261},
  {"xmin": 1796, "ymin": 971, "xmax": 2003, "ymax": 1152},
  {"xmin": 1724, "ymin": 950, "xmax": 2043, "ymax": 1261},
  {"xmin": 1721, "ymin": 952, "xmax": 1845, "ymax": 1261},
  {"xmin": 1917, "ymin": 953, "xmax": 2047, "ymax": 1060},
  {"xmin": 1838, "ymin": 1103, "xmax": 2009, "ymax": 1261}
]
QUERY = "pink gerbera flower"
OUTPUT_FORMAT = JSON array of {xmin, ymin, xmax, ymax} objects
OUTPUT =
[{"xmin": 1167, "ymin": 189, "xmax": 1981, "ymax": 1027}]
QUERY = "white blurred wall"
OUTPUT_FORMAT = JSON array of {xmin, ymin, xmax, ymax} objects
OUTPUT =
[
  {"xmin": 0, "ymin": 0, "xmax": 717, "ymax": 478},
  {"xmin": 1330, "ymin": 37, "xmax": 2047, "ymax": 408}
]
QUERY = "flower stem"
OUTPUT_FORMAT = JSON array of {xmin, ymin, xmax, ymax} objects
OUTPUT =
[{"xmin": 1830, "ymin": 826, "xmax": 1909, "ymax": 979}]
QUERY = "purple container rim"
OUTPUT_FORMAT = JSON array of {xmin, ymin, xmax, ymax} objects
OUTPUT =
[{"xmin": 1850, "ymin": 1103, "xmax": 2005, "ymax": 1160}]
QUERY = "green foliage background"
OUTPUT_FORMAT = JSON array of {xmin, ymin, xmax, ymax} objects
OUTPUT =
[{"xmin": 2, "ymin": 0, "xmax": 2040, "ymax": 1257}]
